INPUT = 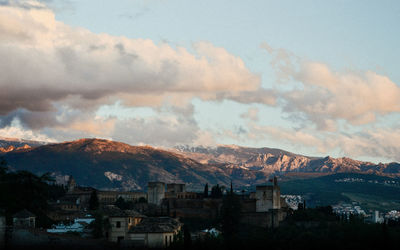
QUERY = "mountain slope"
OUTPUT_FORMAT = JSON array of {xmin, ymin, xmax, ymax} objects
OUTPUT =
[
  {"xmin": 0, "ymin": 136, "xmax": 47, "ymax": 153},
  {"xmin": 280, "ymin": 173, "xmax": 400, "ymax": 210},
  {"xmin": 173, "ymin": 145, "xmax": 400, "ymax": 176},
  {"xmin": 2, "ymin": 139, "xmax": 400, "ymax": 191},
  {"xmin": 2, "ymin": 139, "xmax": 234, "ymax": 190}
]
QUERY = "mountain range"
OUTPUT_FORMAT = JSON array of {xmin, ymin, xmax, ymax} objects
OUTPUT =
[
  {"xmin": 173, "ymin": 145, "xmax": 400, "ymax": 176},
  {"xmin": 0, "ymin": 137, "xmax": 399, "ymax": 190}
]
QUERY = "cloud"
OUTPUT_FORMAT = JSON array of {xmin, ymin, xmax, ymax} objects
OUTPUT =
[
  {"xmin": 248, "ymin": 123, "xmax": 400, "ymax": 162},
  {"xmin": 0, "ymin": 1, "xmax": 276, "ymax": 134},
  {"xmin": 0, "ymin": 119, "xmax": 56, "ymax": 142},
  {"xmin": 0, "ymin": 0, "xmax": 47, "ymax": 9},
  {"xmin": 112, "ymin": 115, "xmax": 201, "ymax": 147},
  {"xmin": 240, "ymin": 107, "xmax": 259, "ymax": 121},
  {"xmin": 262, "ymin": 43, "xmax": 400, "ymax": 130},
  {"xmin": 249, "ymin": 124, "xmax": 323, "ymax": 150}
]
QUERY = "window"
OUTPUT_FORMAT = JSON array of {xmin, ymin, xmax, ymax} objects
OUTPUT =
[
  {"xmin": 116, "ymin": 221, "xmax": 121, "ymax": 228},
  {"xmin": 165, "ymin": 236, "xmax": 168, "ymax": 246},
  {"xmin": 117, "ymin": 236, "xmax": 124, "ymax": 243}
]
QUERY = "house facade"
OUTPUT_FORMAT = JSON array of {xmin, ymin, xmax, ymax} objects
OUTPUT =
[
  {"xmin": 12, "ymin": 209, "xmax": 36, "ymax": 229},
  {"xmin": 103, "ymin": 206, "xmax": 181, "ymax": 248},
  {"xmin": 103, "ymin": 206, "xmax": 145, "ymax": 242},
  {"xmin": 127, "ymin": 217, "xmax": 182, "ymax": 248}
]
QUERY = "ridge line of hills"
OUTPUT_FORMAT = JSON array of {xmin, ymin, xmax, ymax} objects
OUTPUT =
[{"xmin": 0, "ymin": 137, "xmax": 399, "ymax": 190}]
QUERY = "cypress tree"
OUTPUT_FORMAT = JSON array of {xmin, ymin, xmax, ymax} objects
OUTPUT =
[
  {"xmin": 89, "ymin": 190, "xmax": 99, "ymax": 210},
  {"xmin": 204, "ymin": 183, "xmax": 209, "ymax": 198}
]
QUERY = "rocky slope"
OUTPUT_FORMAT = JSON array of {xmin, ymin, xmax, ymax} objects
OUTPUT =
[
  {"xmin": 0, "ymin": 144, "xmax": 32, "ymax": 153},
  {"xmin": 1, "ymin": 139, "xmax": 235, "ymax": 190},
  {"xmin": 173, "ymin": 145, "xmax": 400, "ymax": 176},
  {"xmin": 0, "ymin": 136, "xmax": 46, "ymax": 152},
  {"xmin": 1, "ymin": 138, "xmax": 399, "ymax": 191}
]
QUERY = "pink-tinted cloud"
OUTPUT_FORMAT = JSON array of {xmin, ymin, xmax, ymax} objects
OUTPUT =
[{"xmin": 262, "ymin": 43, "xmax": 400, "ymax": 130}]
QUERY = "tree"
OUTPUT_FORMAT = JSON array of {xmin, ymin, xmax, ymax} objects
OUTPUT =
[
  {"xmin": 220, "ymin": 188, "xmax": 241, "ymax": 244},
  {"xmin": 204, "ymin": 183, "xmax": 209, "ymax": 198},
  {"xmin": 115, "ymin": 197, "xmax": 134, "ymax": 210},
  {"xmin": 0, "ymin": 157, "xmax": 7, "ymax": 177},
  {"xmin": 138, "ymin": 197, "xmax": 147, "ymax": 203},
  {"xmin": 183, "ymin": 225, "xmax": 192, "ymax": 250},
  {"xmin": 90, "ymin": 211, "xmax": 110, "ymax": 238},
  {"xmin": 89, "ymin": 190, "xmax": 99, "ymax": 210},
  {"xmin": 210, "ymin": 184, "xmax": 223, "ymax": 198},
  {"xmin": 115, "ymin": 196, "xmax": 125, "ymax": 209},
  {"xmin": 0, "ymin": 164, "xmax": 62, "ymax": 227}
]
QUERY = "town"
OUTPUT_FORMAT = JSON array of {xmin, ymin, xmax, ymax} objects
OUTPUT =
[
  {"xmin": 0, "ymin": 175, "xmax": 290, "ymax": 248},
  {"xmin": 1, "ymin": 171, "xmax": 400, "ymax": 250}
]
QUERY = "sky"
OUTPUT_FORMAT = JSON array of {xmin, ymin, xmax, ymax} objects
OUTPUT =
[{"xmin": 1, "ymin": 0, "xmax": 400, "ymax": 163}]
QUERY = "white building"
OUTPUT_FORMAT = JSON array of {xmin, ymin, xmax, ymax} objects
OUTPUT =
[{"xmin": 372, "ymin": 210, "xmax": 384, "ymax": 224}]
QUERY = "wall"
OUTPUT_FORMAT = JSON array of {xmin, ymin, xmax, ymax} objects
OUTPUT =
[
  {"xmin": 99, "ymin": 191, "xmax": 146, "ymax": 205},
  {"xmin": 255, "ymin": 186, "xmax": 281, "ymax": 212},
  {"xmin": 255, "ymin": 186, "xmax": 273, "ymax": 212},
  {"xmin": 166, "ymin": 184, "xmax": 186, "ymax": 194},
  {"xmin": 147, "ymin": 182, "xmax": 165, "ymax": 206},
  {"xmin": 108, "ymin": 217, "xmax": 129, "ymax": 242},
  {"xmin": 241, "ymin": 210, "xmax": 287, "ymax": 228},
  {"xmin": 147, "ymin": 232, "xmax": 174, "ymax": 248},
  {"xmin": 0, "ymin": 216, "xmax": 5, "ymax": 249},
  {"xmin": 126, "ymin": 232, "xmax": 175, "ymax": 248},
  {"xmin": 164, "ymin": 198, "xmax": 222, "ymax": 219},
  {"xmin": 13, "ymin": 217, "xmax": 35, "ymax": 229}
]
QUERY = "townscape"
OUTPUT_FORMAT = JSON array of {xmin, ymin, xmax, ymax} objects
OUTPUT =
[
  {"xmin": 1, "ymin": 167, "xmax": 400, "ymax": 250},
  {"xmin": 2, "ymin": 0, "xmax": 400, "ymax": 249},
  {"xmin": 0, "ymin": 173, "xmax": 289, "ymax": 248}
]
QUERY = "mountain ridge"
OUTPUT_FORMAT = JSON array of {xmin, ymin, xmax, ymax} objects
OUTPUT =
[
  {"xmin": 1, "ymin": 138, "xmax": 399, "ymax": 190},
  {"xmin": 171, "ymin": 145, "xmax": 400, "ymax": 176}
]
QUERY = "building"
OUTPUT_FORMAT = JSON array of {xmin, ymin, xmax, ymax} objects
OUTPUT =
[
  {"xmin": 165, "ymin": 183, "xmax": 186, "ymax": 198},
  {"xmin": 0, "ymin": 214, "xmax": 5, "ymax": 248},
  {"xmin": 372, "ymin": 210, "xmax": 384, "ymax": 224},
  {"xmin": 255, "ymin": 177, "xmax": 281, "ymax": 212},
  {"xmin": 12, "ymin": 209, "xmax": 36, "ymax": 229},
  {"xmin": 98, "ymin": 191, "xmax": 146, "ymax": 205},
  {"xmin": 55, "ymin": 196, "xmax": 81, "ymax": 212},
  {"xmin": 148, "ymin": 182, "xmax": 165, "ymax": 206},
  {"xmin": 63, "ymin": 186, "xmax": 97, "ymax": 209},
  {"xmin": 60, "ymin": 176, "xmax": 147, "ymax": 211},
  {"xmin": 240, "ymin": 177, "xmax": 288, "ymax": 228},
  {"xmin": 127, "ymin": 217, "xmax": 181, "ymax": 248},
  {"xmin": 159, "ymin": 178, "xmax": 288, "ymax": 228},
  {"xmin": 67, "ymin": 175, "xmax": 77, "ymax": 193},
  {"xmin": 103, "ymin": 205, "xmax": 146, "ymax": 242},
  {"xmin": 103, "ymin": 205, "xmax": 181, "ymax": 248}
]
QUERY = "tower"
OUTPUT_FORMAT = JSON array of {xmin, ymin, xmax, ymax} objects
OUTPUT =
[
  {"xmin": 255, "ymin": 176, "xmax": 281, "ymax": 212},
  {"xmin": 67, "ymin": 175, "xmax": 77, "ymax": 193},
  {"xmin": 147, "ymin": 182, "xmax": 165, "ymax": 206}
]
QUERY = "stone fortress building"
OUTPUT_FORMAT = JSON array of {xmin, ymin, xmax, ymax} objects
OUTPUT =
[
  {"xmin": 255, "ymin": 176, "xmax": 281, "ymax": 212},
  {"xmin": 147, "ymin": 177, "xmax": 288, "ymax": 228},
  {"xmin": 147, "ymin": 182, "xmax": 166, "ymax": 206},
  {"xmin": 53, "ymin": 176, "xmax": 287, "ymax": 229}
]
